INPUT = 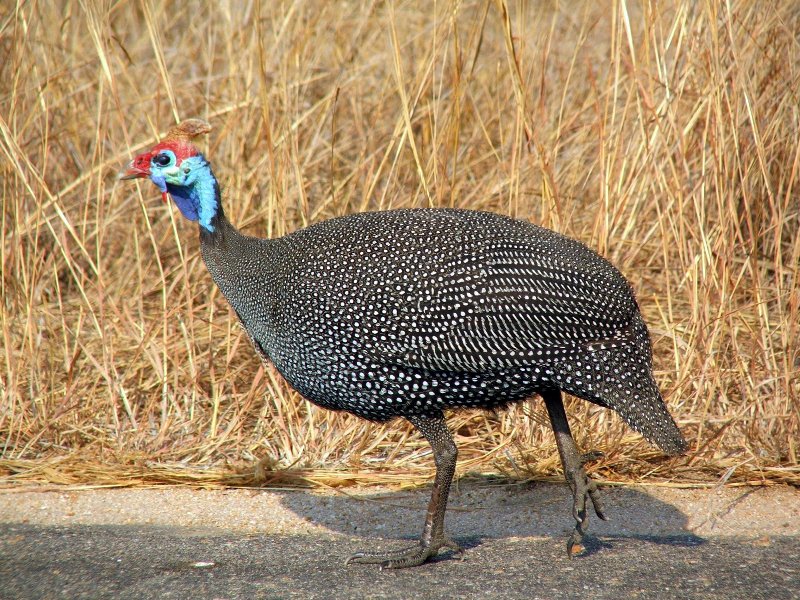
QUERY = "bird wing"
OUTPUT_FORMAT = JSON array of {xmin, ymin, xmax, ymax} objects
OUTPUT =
[{"xmin": 374, "ymin": 238, "xmax": 639, "ymax": 373}]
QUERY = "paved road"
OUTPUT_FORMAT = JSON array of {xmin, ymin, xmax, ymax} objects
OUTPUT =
[
  {"xmin": 1, "ymin": 483, "xmax": 798, "ymax": 599},
  {"xmin": 1, "ymin": 523, "xmax": 797, "ymax": 599}
]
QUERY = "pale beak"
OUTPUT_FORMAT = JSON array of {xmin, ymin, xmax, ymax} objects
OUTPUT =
[{"xmin": 119, "ymin": 159, "xmax": 148, "ymax": 180}]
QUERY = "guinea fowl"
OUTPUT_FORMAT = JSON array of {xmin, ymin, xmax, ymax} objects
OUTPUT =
[{"xmin": 121, "ymin": 119, "xmax": 686, "ymax": 569}]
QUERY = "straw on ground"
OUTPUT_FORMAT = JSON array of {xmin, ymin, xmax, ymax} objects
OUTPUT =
[{"xmin": 1, "ymin": 0, "xmax": 798, "ymax": 488}]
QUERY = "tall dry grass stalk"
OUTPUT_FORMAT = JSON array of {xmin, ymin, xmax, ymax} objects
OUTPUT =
[{"xmin": 1, "ymin": 0, "xmax": 798, "ymax": 489}]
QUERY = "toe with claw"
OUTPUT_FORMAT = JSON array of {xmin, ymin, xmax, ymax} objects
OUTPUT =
[
  {"xmin": 544, "ymin": 390, "xmax": 611, "ymax": 558},
  {"xmin": 564, "ymin": 461, "xmax": 608, "ymax": 557},
  {"xmin": 346, "ymin": 537, "xmax": 464, "ymax": 569}
]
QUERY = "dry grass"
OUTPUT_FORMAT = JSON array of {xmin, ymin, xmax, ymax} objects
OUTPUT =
[{"xmin": 1, "ymin": 0, "xmax": 798, "ymax": 490}]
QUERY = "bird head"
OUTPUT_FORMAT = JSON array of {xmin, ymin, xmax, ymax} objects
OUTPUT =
[{"xmin": 120, "ymin": 119, "xmax": 220, "ymax": 230}]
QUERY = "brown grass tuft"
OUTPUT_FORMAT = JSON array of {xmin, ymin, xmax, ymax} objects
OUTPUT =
[{"xmin": 1, "ymin": 0, "xmax": 798, "ymax": 489}]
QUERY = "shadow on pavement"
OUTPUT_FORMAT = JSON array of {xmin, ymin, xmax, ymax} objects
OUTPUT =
[{"xmin": 273, "ymin": 477, "xmax": 706, "ymax": 558}]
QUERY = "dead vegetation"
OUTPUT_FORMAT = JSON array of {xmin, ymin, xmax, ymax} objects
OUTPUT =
[{"xmin": 1, "ymin": 1, "xmax": 798, "ymax": 489}]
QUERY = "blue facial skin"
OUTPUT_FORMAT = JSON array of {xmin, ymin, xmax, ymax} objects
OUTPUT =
[{"xmin": 149, "ymin": 152, "xmax": 219, "ymax": 232}]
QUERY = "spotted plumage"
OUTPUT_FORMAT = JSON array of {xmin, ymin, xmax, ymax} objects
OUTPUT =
[
  {"xmin": 122, "ymin": 119, "xmax": 686, "ymax": 569},
  {"xmin": 202, "ymin": 208, "xmax": 684, "ymax": 454}
]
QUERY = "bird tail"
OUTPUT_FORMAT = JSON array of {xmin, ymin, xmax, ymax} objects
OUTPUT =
[{"xmin": 554, "ymin": 314, "xmax": 687, "ymax": 455}]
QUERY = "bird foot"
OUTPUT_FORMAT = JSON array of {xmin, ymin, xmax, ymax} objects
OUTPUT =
[
  {"xmin": 346, "ymin": 537, "xmax": 464, "ymax": 569},
  {"xmin": 567, "ymin": 533, "xmax": 586, "ymax": 557},
  {"xmin": 565, "ymin": 467, "xmax": 607, "ymax": 558}
]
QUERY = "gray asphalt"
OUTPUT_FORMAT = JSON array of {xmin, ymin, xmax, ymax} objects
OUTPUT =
[
  {"xmin": 1, "ymin": 483, "xmax": 798, "ymax": 599},
  {"xmin": 1, "ymin": 523, "xmax": 798, "ymax": 599}
]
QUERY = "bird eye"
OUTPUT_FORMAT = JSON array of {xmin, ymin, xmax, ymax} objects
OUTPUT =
[{"xmin": 153, "ymin": 152, "xmax": 174, "ymax": 167}]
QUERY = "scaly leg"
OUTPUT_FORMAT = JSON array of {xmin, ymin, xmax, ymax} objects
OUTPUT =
[
  {"xmin": 346, "ymin": 412, "xmax": 464, "ymax": 569},
  {"xmin": 542, "ymin": 389, "xmax": 608, "ymax": 557}
]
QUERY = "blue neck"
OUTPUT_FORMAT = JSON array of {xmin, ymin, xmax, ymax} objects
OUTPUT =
[{"xmin": 165, "ymin": 155, "xmax": 221, "ymax": 232}]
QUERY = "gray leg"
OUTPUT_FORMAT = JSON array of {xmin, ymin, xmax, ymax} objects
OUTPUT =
[
  {"xmin": 346, "ymin": 412, "xmax": 464, "ymax": 569},
  {"xmin": 542, "ymin": 389, "xmax": 608, "ymax": 556}
]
